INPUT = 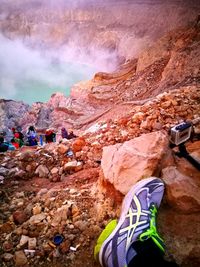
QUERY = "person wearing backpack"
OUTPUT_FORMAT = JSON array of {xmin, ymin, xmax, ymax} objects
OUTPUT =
[{"xmin": 26, "ymin": 126, "xmax": 38, "ymax": 146}]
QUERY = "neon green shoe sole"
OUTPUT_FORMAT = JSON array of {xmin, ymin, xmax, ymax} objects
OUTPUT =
[{"xmin": 94, "ymin": 219, "xmax": 118, "ymax": 261}]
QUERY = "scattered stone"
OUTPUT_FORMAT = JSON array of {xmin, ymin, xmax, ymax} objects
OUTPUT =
[
  {"xmin": 17, "ymin": 235, "xmax": 29, "ymax": 249},
  {"xmin": 13, "ymin": 210, "xmax": 28, "ymax": 225},
  {"xmin": 15, "ymin": 192, "xmax": 25, "ymax": 198},
  {"xmin": 63, "ymin": 161, "xmax": 83, "ymax": 172},
  {"xmin": 2, "ymin": 253, "xmax": 14, "ymax": 262},
  {"xmin": 32, "ymin": 204, "xmax": 42, "ymax": 215},
  {"xmin": 57, "ymin": 144, "xmax": 69, "ymax": 154},
  {"xmin": 14, "ymin": 250, "xmax": 28, "ymax": 266},
  {"xmin": 72, "ymin": 137, "xmax": 86, "ymax": 152},
  {"xmin": 29, "ymin": 213, "xmax": 46, "ymax": 224},
  {"xmin": 0, "ymin": 175, "xmax": 4, "ymax": 184},
  {"xmin": 3, "ymin": 241, "xmax": 13, "ymax": 252},
  {"xmin": 35, "ymin": 165, "xmax": 49, "ymax": 178},
  {"xmin": 51, "ymin": 167, "xmax": 59, "ymax": 175},
  {"xmin": 15, "ymin": 170, "xmax": 27, "ymax": 179},
  {"xmin": 28, "ymin": 237, "xmax": 37, "ymax": 250},
  {"xmin": 37, "ymin": 188, "xmax": 48, "ymax": 196},
  {"xmin": 0, "ymin": 167, "xmax": 8, "ymax": 176}
]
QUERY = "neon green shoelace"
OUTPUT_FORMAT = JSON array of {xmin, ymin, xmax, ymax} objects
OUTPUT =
[{"xmin": 139, "ymin": 204, "xmax": 165, "ymax": 252}]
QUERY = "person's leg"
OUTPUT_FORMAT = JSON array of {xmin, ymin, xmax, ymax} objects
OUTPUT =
[
  {"xmin": 94, "ymin": 177, "xmax": 166, "ymax": 267},
  {"xmin": 128, "ymin": 238, "xmax": 178, "ymax": 267}
]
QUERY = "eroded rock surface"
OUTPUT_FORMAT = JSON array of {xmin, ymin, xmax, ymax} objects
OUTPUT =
[{"xmin": 101, "ymin": 131, "xmax": 169, "ymax": 194}]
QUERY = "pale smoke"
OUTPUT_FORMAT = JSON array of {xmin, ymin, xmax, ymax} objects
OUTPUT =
[
  {"xmin": 0, "ymin": 0, "xmax": 199, "ymax": 103},
  {"xmin": 0, "ymin": 34, "xmax": 118, "ymax": 102}
]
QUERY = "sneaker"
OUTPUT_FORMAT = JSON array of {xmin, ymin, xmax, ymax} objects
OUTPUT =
[{"xmin": 95, "ymin": 177, "xmax": 165, "ymax": 267}]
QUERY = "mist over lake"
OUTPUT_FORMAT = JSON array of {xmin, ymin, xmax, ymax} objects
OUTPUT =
[
  {"xmin": 0, "ymin": 34, "xmax": 116, "ymax": 104},
  {"xmin": 0, "ymin": 59, "xmax": 97, "ymax": 104}
]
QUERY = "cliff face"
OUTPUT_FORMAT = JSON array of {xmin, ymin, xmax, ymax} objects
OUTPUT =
[
  {"xmin": 1, "ymin": 19, "xmax": 200, "ymax": 133},
  {"xmin": 0, "ymin": 0, "xmax": 200, "ymax": 61}
]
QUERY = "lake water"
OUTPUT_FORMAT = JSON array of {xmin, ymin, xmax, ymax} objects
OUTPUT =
[
  {"xmin": 0, "ymin": 61, "xmax": 97, "ymax": 105},
  {"xmin": 0, "ymin": 35, "xmax": 99, "ymax": 105}
]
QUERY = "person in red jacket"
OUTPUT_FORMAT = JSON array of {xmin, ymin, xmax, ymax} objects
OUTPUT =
[
  {"xmin": 45, "ymin": 129, "xmax": 56, "ymax": 143},
  {"xmin": 11, "ymin": 138, "xmax": 19, "ymax": 149}
]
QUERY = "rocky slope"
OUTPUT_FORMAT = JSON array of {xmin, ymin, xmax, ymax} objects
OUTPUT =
[
  {"xmin": 1, "ymin": 18, "xmax": 200, "ymax": 134},
  {"xmin": 0, "ymin": 9, "xmax": 200, "ymax": 267},
  {"xmin": 0, "ymin": 86, "xmax": 200, "ymax": 267}
]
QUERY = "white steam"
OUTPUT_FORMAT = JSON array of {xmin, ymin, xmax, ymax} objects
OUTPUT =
[{"xmin": 0, "ymin": 34, "xmax": 118, "ymax": 103}]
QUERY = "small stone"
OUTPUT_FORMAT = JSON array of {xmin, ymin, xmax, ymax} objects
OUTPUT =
[
  {"xmin": 35, "ymin": 165, "xmax": 49, "ymax": 178},
  {"xmin": 17, "ymin": 235, "xmax": 29, "ymax": 249},
  {"xmin": 22, "ymin": 229, "xmax": 28, "ymax": 236},
  {"xmin": 13, "ymin": 210, "xmax": 27, "ymax": 225},
  {"xmin": 0, "ymin": 175, "xmax": 4, "ymax": 184},
  {"xmin": 60, "ymin": 240, "xmax": 70, "ymax": 253},
  {"xmin": 3, "ymin": 241, "xmax": 13, "ymax": 252},
  {"xmin": 14, "ymin": 250, "xmax": 28, "ymax": 266},
  {"xmin": 32, "ymin": 204, "xmax": 42, "ymax": 215},
  {"xmin": 37, "ymin": 188, "xmax": 48, "ymax": 196},
  {"xmin": 51, "ymin": 167, "xmax": 59, "ymax": 175},
  {"xmin": 0, "ymin": 167, "xmax": 9, "ymax": 176},
  {"xmin": 2, "ymin": 253, "xmax": 14, "ymax": 262},
  {"xmin": 67, "ymin": 225, "xmax": 75, "ymax": 230},
  {"xmin": 15, "ymin": 170, "xmax": 26, "ymax": 179},
  {"xmin": 74, "ymin": 220, "xmax": 88, "ymax": 232},
  {"xmin": 15, "ymin": 192, "xmax": 25, "ymax": 198},
  {"xmin": 28, "ymin": 237, "xmax": 37, "ymax": 250},
  {"xmin": 29, "ymin": 213, "xmax": 46, "ymax": 224},
  {"xmin": 17, "ymin": 201, "xmax": 24, "ymax": 207},
  {"xmin": 42, "ymin": 242, "xmax": 52, "ymax": 253},
  {"xmin": 57, "ymin": 144, "xmax": 69, "ymax": 154},
  {"xmin": 72, "ymin": 137, "xmax": 86, "ymax": 152},
  {"xmin": 14, "ymin": 227, "xmax": 23, "ymax": 236},
  {"xmin": 63, "ymin": 161, "xmax": 78, "ymax": 171},
  {"xmin": 53, "ymin": 247, "xmax": 60, "ymax": 258},
  {"xmin": 67, "ymin": 234, "xmax": 76, "ymax": 241},
  {"xmin": 68, "ymin": 253, "xmax": 76, "ymax": 261}
]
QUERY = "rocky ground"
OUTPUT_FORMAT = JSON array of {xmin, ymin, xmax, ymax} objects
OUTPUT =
[
  {"xmin": 0, "ymin": 83, "xmax": 200, "ymax": 266},
  {"xmin": 0, "ymin": 15, "xmax": 200, "ymax": 267}
]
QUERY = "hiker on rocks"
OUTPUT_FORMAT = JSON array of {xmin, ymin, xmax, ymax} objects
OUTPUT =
[
  {"xmin": 27, "ymin": 126, "xmax": 38, "ymax": 146},
  {"xmin": 94, "ymin": 177, "xmax": 179, "ymax": 267},
  {"xmin": 67, "ymin": 129, "xmax": 77, "ymax": 140},
  {"xmin": 61, "ymin": 127, "xmax": 68, "ymax": 139},
  {"xmin": 11, "ymin": 138, "xmax": 19, "ymax": 149},
  {"xmin": 16, "ymin": 126, "xmax": 24, "ymax": 143},
  {"xmin": 0, "ymin": 136, "xmax": 9, "ymax": 152},
  {"xmin": 11, "ymin": 127, "xmax": 24, "ymax": 142},
  {"xmin": 45, "ymin": 129, "xmax": 56, "ymax": 143},
  {"xmin": 13, "ymin": 133, "xmax": 24, "ymax": 147}
]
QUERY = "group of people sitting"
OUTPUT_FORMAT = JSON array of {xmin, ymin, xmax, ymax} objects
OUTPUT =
[
  {"xmin": 61, "ymin": 127, "xmax": 77, "ymax": 140},
  {"xmin": 0, "ymin": 126, "xmax": 77, "ymax": 152}
]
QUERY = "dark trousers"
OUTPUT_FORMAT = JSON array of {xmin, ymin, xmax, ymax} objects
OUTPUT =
[{"xmin": 128, "ymin": 239, "xmax": 179, "ymax": 267}]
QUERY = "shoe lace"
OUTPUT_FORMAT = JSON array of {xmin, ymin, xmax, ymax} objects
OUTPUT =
[{"xmin": 139, "ymin": 204, "xmax": 165, "ymax": 252}]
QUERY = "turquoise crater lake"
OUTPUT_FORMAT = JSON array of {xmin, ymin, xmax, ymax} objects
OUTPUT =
[
  {"xmin": 0, "ymin": 35, "xmax": 98, "ymax": 105},
  {"xmin": 0, "ymin": 61, "xmax": 97, "ymax": 105}
]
